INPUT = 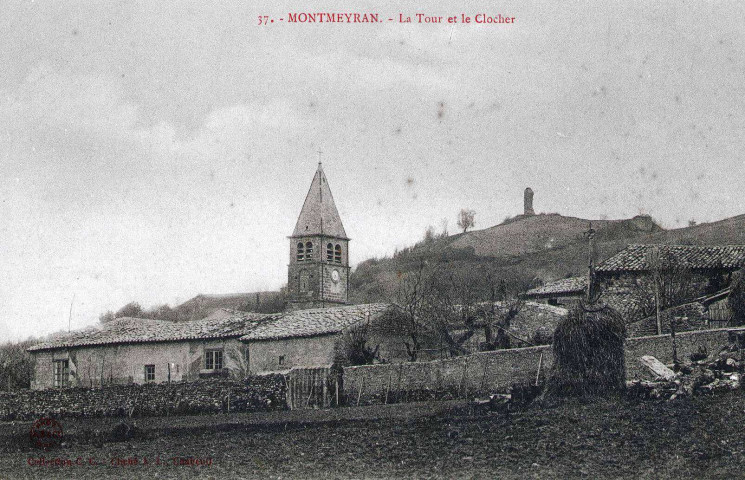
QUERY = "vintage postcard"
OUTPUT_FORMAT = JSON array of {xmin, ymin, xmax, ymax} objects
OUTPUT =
[{"xmin": 1, "ymin": 1, "xmax": 745, "ymax": 478}]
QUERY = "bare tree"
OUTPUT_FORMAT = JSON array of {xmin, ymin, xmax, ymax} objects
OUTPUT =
[
  {"xmin": 424, "ymin": 273, "xmax": 469, "ymax": 357},
  {"xmin": 476, "ymin": 284, "xmax": 524, "ymax": 351},
  {"xmin": 646, "ymin": 247, "xmax": 664, "ymax": 335},
  {"xmin": 467, "ymin": 268, "xmax": 527, "ymax": 351},
  {"xmin": 423, "ymin": 225, "xmax": 436, "ymax": 243},
  {"xmin": 226, "ymin": 345, "xmax": 249, "ymax": 378},
  {"xmin": 730, "ymin": 269, "xmax": 745, "ymax": 326},
  {"xmin": 99, "ymin": 310, "xmax": 116, "ymax": 324},
  {"xmin": 397, "ymin": 262, "xmax": 528, "ymax": 359},
  {"xmin": 440, "ymin": 218, "xmax": 449, "ymax": 237},
  {"xmin": 396, "ymin": 261, "xmax": 468, "ymax": 360},
  {"xmin": 457, "ymin": 209, "xmax": 476, "ymax": 233},
  {"xmin": 0, "ymin": 339, "xmax": 36, "ymax": 391},
  {"xmin": 336, "ymin": 320, "xmax": 381, "ymax": 366},
  {"xmin": 115, "ymin": 302, "xmax": 143, "ymax": 318},
  {"xmin": 396, "ymin": 261, "xmax": 429, "ymax": 361}
]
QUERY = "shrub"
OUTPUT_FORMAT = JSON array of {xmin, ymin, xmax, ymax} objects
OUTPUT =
[
  {"xmin": 531, "ymin": 326, "xmax": 553, "ymax": 346},
  {"xmin": 544, "ymin": 302, "xmax": 626, "ymax": 397},
  {"xmin": 111, "ymin": 422, "xmax": 137, "ymax": 442}
]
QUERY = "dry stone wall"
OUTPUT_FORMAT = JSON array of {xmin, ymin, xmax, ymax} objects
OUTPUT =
[
  {"xmin": 344, "ymin": 345, "xmax": 552, "ymax": 405},
  {"xmin": 0, "ymin": 375, "xmax": 286, "ymax": 421},
  {"xmin": 344, "ymin": 327, "xmax": 745, "ymax": 405}
]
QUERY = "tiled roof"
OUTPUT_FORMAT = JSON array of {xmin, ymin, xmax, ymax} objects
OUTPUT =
[
  {"xmin": 524, "ymin": 276, "xmax": 587, "ymax": 298},
  {"xmin": 241, "ymin": 303, "xmax": 392, "ymax": 341},
  {"xmin": 28, "ymin": 310, "xmax": 272, "ymax": 352},
  {"xmin": 292, "ymin": 163, "xmax": 347, "ymax": 239},
  {"xmin": 28, "ymin": 304, "xmax": 396, "ymax": 351},
  {"xmin": 596, "ymin": 244, "xmax": 745, "ymax": 273}
]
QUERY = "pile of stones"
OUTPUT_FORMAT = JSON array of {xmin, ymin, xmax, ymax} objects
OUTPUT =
[{"xmin": 627, "ymin": 341, "xmax": 744, "ymax": 401}]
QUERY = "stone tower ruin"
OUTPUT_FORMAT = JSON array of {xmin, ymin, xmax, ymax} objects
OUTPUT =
[{"xmin": 524, "ymin": 187, "xmax": 535, "ymax": 216}]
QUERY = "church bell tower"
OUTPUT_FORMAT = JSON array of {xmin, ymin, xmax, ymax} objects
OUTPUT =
[{"xmin": 288, "ymin": 163, "xmax": 350, "ymax": 310}]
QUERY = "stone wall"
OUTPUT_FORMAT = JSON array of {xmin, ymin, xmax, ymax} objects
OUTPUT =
[
  {"xmin": 319, "ymin": 263, "xmax": 350, "ymax": 304},
  {"xmin": 0, "ymin": 376, "xmax": 286, "ymax": 421},
  {"xmin": 248, "ymin": 334, "xmax": 338, "ymax": 373},
  {"xmin": 344, "ymin": 327, "xmax": 745, "ymax": 404},
  {"xmin": 344, "ymin": 345, "xmax": 552, "ymax": 405}
]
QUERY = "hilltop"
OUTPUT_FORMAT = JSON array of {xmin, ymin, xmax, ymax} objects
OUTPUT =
[
  {"xmin": 349, "ymin": 212, "xmax": 745, "ymax": 304},
  {"xmin": 174, "ymin": 291, "xmax": 285, "ymax": 320}
]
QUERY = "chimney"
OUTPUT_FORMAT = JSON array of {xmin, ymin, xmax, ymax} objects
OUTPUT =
[{"xmin": 524, "ymin": 188, "xmax": 535, "ymax": 216}]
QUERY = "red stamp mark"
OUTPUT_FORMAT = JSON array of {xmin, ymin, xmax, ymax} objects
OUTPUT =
[{"xmin": 29, "ymin": 417, "xmax": 63, "ymax": 449}]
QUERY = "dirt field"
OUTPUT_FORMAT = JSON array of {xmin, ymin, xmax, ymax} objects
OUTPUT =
[{"xmin": 2, "ymin": 391, "xmax": 745, "ymax": 479}]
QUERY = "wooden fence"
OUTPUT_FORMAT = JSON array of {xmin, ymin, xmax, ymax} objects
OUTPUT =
[{"xmin": 285, "ymin": 366, "xmax": 340, "ymax": 410}]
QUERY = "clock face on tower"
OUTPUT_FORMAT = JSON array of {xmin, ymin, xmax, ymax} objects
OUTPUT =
[{"xmin": 331, "ymin": 270, "xmax": 340, "ymax": 283}]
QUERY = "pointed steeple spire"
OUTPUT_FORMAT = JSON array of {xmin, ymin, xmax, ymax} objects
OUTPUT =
[{"xmin": 292, "ymin": 164, "xmax": 348, "ymax": 238}]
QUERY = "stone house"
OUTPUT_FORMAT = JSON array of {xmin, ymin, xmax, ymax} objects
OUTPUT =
[
  {"xmin": 28, "ymin": 304, "xmax": 416, "ymax": 388},
  {"xmin": 27, "ymin": 310, "xmax": 268, "ymax": 390},
  {"xmin": 522, "ymin": 276, "xmax": 586, "ymax": 307},
  {"xmin": 241, "ymin": 303, "xmax": 416, "ymax": 373},
  {"xmin": 595, "ymin": 244, "xmax": 745, "ymax": 321}
]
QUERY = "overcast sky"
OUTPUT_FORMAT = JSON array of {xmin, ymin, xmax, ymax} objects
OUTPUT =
[{"xmin": 1, "ymin": 0, "xmax": 744, "ymax": 341}]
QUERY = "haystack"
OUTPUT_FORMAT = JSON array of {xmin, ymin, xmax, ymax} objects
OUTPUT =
[{"xmin": 544, "ymin": 302, "xmax": 627, "ymax": 397}]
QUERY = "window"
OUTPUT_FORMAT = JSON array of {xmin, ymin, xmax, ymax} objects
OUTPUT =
[
  {"xmin": 205, "ymin": 350, "xmax": 223, "ymax": 370},
  {"xmin": 334, "ymin": 244, "xmax": 342, "ymax": 263},
  {"xmin": 278, "ymin": 355, "xmax": 285, "ymax": 366},
  {"xmin": 327, "ymin": 243, "xmax": 334, "ymax": 261},
  {"xmin": 53, "ymin": 360, "xmax": 69, "ymax": 388},
  {"xmin": 296, "ymin": 242, "xmax": 304, "ymax": 261},
  {"xmin": 144, "ymin": 364, "xmax": 155, "ymax": 382},
  {"xmin": 305, "ymin": 241, "xmax": 313, "ymax": 260}
]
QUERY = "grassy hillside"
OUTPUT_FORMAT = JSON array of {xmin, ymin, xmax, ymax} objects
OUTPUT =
[
  {"xmin": 350, "ymin": 213, "xmax": 745, "ymax": 304},
  {"xmin": 645, "ymin": 214, "xmax": 745, "ymax": 245}
]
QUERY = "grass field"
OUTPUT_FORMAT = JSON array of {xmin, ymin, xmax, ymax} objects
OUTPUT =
[{"xmin": 2, "ymin": 391, "xmax": 745, "ymax": 479}]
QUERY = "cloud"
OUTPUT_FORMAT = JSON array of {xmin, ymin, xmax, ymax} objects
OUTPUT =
[{"xmin": 3, "ymin": 64, "xmax": 139, "ymax": 140}]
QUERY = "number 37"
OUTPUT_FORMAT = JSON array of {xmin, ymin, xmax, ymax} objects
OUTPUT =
[{"xmin": 258, "ymin": 15, "xmax": 269, "ymax": 25}]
